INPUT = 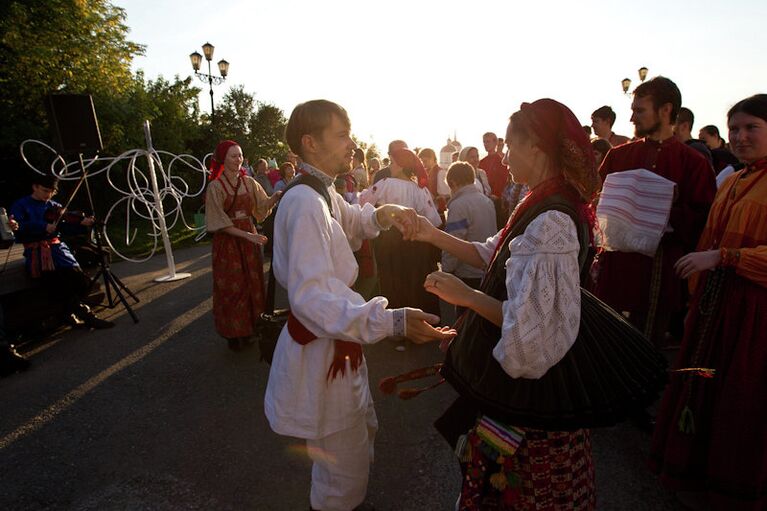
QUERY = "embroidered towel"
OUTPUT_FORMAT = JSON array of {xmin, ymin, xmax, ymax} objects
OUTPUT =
[{"xmin": 596, "ymin": 168, "xmax": 676, "ymax": 257}]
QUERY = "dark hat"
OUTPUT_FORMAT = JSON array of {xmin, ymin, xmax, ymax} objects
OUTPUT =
[{"xmin": 31, "ymin": 173, "xmax": 59, "ymax": 190}]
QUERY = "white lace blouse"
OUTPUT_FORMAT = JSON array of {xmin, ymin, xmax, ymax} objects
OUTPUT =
[{"xmin": 472, "ymin": 210, "xmax": 581, "ymax": 379}]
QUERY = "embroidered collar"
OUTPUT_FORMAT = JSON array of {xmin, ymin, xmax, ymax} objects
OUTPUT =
[{"xmin": 299, "ymin": 162, "xmax": 335, "ymax": 188}]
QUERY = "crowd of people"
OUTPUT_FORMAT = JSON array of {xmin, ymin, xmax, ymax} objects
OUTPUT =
[
  {"xmin": 201, "ymin": 77, "xmax": 765, "ymax": 511},
  {"xmin": 3, "ymin": 74, "xmax": 765, "ymax": 511}
]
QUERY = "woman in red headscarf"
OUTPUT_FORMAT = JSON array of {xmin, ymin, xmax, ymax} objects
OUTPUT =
[
  {"xmin": 410, "ymin": 100, "xmax": 611, "ymax": 509},
  {"xmin": 359, "ymin": 148, "xmax": 442, "ymax": 317},
  {"xmin": 205, "ymin": 140, "xmax": 281, "ymax": 351}
]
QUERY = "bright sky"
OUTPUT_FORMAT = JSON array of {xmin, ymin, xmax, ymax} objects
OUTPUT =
[{"xmin": 116, "ymin": 0, "xmax": 767, "ymax": 156}]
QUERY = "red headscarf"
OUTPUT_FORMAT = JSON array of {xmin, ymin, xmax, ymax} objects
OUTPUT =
[
  {"xmin": 390, "ymin": 148, "xmax": 429, "ymax": 188},
  {"xmin": 208, "ymin": 140, "xmax": 245, "ymax": 181},
  {"xmin": 518, "ymin": 99, "xmax": 599, "ymax": 202},
  {"xmin": 501, "ymin": 99, "xmax": 600, "ymax": 248}
]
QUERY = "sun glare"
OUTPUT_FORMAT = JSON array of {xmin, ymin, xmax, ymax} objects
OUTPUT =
[{"xmin": 120, "ymin": 0, "xmax": 767, "ymax": 156}]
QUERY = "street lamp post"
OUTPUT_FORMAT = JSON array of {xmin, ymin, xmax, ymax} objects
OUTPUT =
[
  {"xmin": 189, "ymin": 42, "xmax": 229, "ymax": 121},
  {"xmin": 621, "ymin": 66, "xmax": 649, "ymax": 94}
]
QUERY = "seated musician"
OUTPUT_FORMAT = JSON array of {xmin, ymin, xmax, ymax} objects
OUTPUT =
[{"xmin": 9, "ymin": 174, "xmax": 113, "ymax": 329}]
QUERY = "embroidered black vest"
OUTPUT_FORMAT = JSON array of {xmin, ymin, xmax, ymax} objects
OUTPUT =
[{"xmin": 440, "ymin": 193, "xmax": 591, "ymax": 428}]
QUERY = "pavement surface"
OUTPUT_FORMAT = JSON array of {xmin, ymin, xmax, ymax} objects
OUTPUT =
[{"xmin": 0, "ymin": 244, "xmax": 684, "ymax": 510}]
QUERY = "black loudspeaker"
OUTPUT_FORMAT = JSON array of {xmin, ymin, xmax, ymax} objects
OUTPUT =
[{"xmin": 45, "ymin": 94, "xmax": 103, "ymax": 155}]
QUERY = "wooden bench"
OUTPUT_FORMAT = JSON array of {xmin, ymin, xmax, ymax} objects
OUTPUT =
[{"xmin": 0, "ymin": 244, "xmax": 70, "ymax": 335}]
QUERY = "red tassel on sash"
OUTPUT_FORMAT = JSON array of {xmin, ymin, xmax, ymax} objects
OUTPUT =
[
  {"xmin": 287, "ymin": 312, "xmax": 363, "ymax": 382},
  {"xmin": 24, "ymin": 238, "xmax": 60, "ymax": 278}
]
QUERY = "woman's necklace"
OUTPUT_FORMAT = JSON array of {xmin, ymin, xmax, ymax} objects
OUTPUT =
[{"xmin": 222, "ymin": 170, "xmax": 240, "ymax": 192}]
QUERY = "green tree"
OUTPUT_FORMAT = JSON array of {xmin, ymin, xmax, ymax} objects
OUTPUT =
[
  {"xmin": 212, "ymin": 86, "xmax": 288, "ymax": 162},
  {"xmin": 0, "ymin": 0, "xmax": 145, "ymax": 204},
  {"xmin": 213, "ymin": 85, "xmax": 257, "ymax": 157},
  {"xmin": 366, "ymin": 144, "xmax": 380, "ymax": 162},
  {"xmin": 351, "ymin": 135, "xmax": 380, "ymax": 163},
  {"xmin": 0, "ymin": 0, "xmax": 144, "ymax": 152},
  {"xmin": 95, "ymin": 72, "xmax": 203, "ymax": 155},
  {"xmin": 249, "ymin": 103, "xmax": 288, "ymax": 162}
]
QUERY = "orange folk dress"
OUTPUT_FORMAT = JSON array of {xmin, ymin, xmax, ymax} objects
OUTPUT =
[
  {"xmin": 650, "ymin": 157, "xmax": 767, "ymax": 510},
  {"xmin": 205, "ymin": 174, "xmax": 274, "ymax": 339}
]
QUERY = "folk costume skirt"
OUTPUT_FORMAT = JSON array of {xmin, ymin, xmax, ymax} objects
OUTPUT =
[
  {"xmin": 373, "ymin": 228, "xmax": 440, "ymax": 315},
  {"xmin": 459, "ymin": 427, "xmax": 595, "ymax": 511},
  {"xmin": 211, "ymin": 217, "xmax": 266, "ymax": 339},
  {"xmin": 650, "ymin": 272, "xmax": 767, "ymax": 510}
]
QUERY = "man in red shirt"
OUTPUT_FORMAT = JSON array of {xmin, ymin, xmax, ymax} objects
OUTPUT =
[
  {"xmin": 591, "ymin": 76, "xmax": 716, "ymax": 346},
  {"xmin": 479, "ymin": 131, "xmax": 509, "ymax": 228}
]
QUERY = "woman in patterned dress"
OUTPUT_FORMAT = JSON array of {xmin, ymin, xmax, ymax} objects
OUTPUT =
[
  {"xmin": 205, "ymin": 140, "xmax": 280, "ymax": 351},
  {"xmin": 413, "ymin": 99, "xmax": 601, "ymax": 510},
  {"xmin": 650, "ymin": 94, "xmax": 767, "ymax": 511}
]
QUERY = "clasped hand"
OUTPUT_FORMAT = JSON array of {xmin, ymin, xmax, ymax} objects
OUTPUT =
[{"xmin": 377, "ymin": 205, "xmax": 419, "ymax": 238}]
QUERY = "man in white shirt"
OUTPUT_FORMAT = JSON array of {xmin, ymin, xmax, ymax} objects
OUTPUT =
[{"xmin": 265, "ymin": 99, "xmax": 454, "ymax": 511}]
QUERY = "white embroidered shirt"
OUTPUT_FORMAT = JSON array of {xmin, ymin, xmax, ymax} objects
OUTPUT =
[{"xmin": 472, "ymin": 210, "xmax": 581, "ymax": 379}]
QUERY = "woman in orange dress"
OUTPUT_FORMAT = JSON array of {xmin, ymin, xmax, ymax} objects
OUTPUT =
[
  {"xmin": 650, "ymin": 94, "xmax": 767, "ymax": 511},
  {"xmin": 205, "ymin": 140, "xmax": 280, "ymax": 351}
]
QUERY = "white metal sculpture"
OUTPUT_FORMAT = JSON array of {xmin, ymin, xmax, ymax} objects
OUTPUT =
[{"xmin": 20, "ymin": 121, "xmax": 210, "ymax": 282}]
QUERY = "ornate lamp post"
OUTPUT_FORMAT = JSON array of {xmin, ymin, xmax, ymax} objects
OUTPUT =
[
  {"xmin": 621, "ymin": 66, "xmax": 649, "ymax": 94},
  {"xmin": 189, "ymin": 42, "xmax": 229, "ymax": 120},
  {"xmin": 621, "ymin": 77, "xmax": 632, "ymax": 94}
]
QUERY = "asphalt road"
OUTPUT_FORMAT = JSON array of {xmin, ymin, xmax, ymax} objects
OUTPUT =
[{"xmin": 0, "ymin": 244, "xmax": 683, "ymax": 510}]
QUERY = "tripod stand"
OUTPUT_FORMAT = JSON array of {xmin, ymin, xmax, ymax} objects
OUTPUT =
[
  {"xmin": 87, "ymin": 218, "xmax": 139, "ymax": 323},
  {"xmin": 73, "ymin": 153, "xmax": 140, "ymax": 323}
]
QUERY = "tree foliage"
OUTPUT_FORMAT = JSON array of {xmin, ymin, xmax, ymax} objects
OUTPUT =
[
  {"xmin": 249, "ymin": 103, "xmax": 288, "ymax": 162},
  {"xmin": 212, "ymin": 86, "xmax": 288, "ymax": 162},
  {"xmin": 0, "ymin": 0, "xmax": 144, "ymax": 151},
  {"xmin": 95, "ymin": 72, "xmax": 204, "ymax": 155},
  {"xmin": 0, "ymin": 0, "xmax": 288, "ymax": 207},
  {"xmin": 351, "ymin": 136, "xmax": 380, "ymax": 163}
]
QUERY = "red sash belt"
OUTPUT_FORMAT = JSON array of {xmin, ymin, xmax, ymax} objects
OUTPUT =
[
  {"xmin": 356, "ymin": 239, "xmax": 375, "ymax": 278},
  {"xmin": 24, "ymin": 237, "xmax": 60, "ymax": 278},
  {"xmin": 287, "ymin": 312, "xmax": 364, "ymax": 382}
]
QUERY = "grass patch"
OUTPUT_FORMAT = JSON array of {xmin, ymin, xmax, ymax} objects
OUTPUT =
[{"xmin": 103, "ymin": 210, "xmax": 209, "ymax": 260}]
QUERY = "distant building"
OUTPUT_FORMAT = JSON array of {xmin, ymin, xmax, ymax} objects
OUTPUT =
[{"xmin": 439, "ymin": 135, "xmax": 462, "ymax": 170}]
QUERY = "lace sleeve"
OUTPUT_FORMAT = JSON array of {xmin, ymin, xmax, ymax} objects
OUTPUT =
[{"xmin": 492, "ymin": 210, "xmax": 581, "ymax": 379}]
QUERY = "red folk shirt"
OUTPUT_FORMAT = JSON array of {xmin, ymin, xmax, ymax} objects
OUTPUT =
[
  {"xmin": 591, "ymin": 136, "xmax": 717, "ymax": 320},
  {"xmin": 479, "ymin": 153, "xmax": 508, "ymax": 198}
]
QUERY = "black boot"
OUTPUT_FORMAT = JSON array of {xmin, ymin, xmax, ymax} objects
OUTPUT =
[
  {"xmin": 75, "ymin": 304, "xmax": 114, "ymax": 330},
  {"xmin": 0, "ymin": 345, "xmax": 30, "ymax": 377}
]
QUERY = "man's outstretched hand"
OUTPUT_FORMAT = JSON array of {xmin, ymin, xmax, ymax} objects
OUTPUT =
[{"xmin": 404, "ymin": 308, "xmax": 457, "ymax": 344}]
